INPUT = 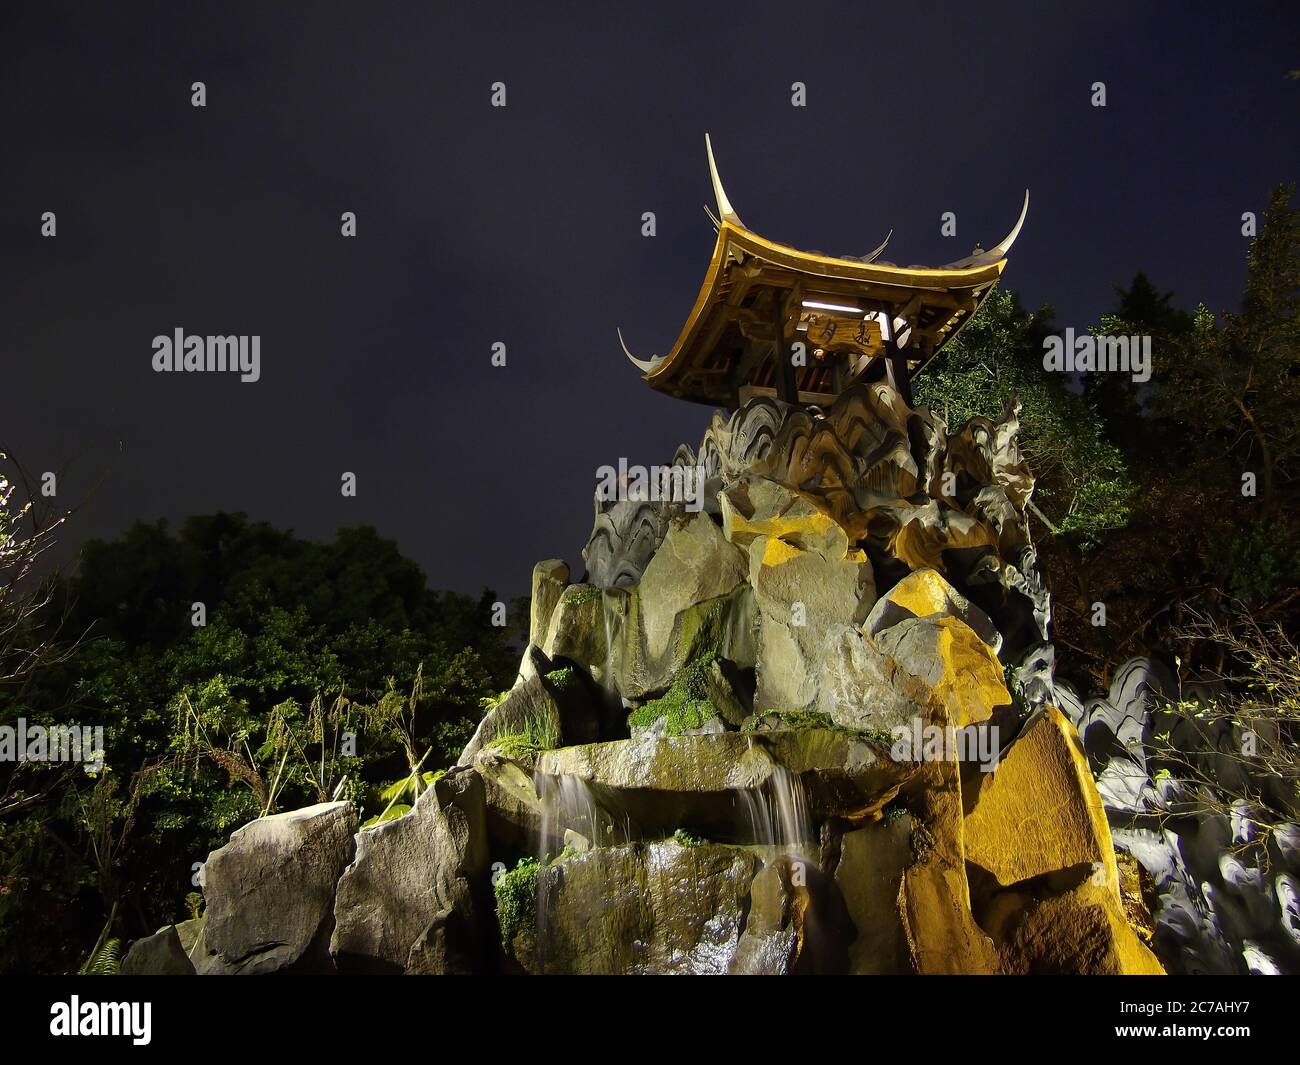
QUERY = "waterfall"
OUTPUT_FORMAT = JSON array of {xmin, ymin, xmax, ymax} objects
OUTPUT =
[
  {"xmin": 599, "ymin": 592, "xmax": 617, "ymax": 694},
  {"xmin": 532, "ymin": 771, "xmax": 629, "ymax": 971},
  {"xmin": 534, "ymin": 772, "xmax": 623, "ymax": 860},
  {"xmin": 736, "ymin": 762, "xmax": 845, "ymax": 972},
  {"xmin": 738, "ymin": 764, "xmax": 814, "ymax": 858}
]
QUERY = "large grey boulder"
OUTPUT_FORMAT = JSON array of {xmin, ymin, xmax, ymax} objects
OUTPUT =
[
  {"xmin": 202, "ymin": 801, "xmax": 357, "ymax": 974},
  {"xmin": 637, "ymin": 512, "xmax": 749, "ymax": 660},
  {"xmin": 541, "ymin": 584, "xmax": 608, "ymax": 677},
  {"xmin": 816, "ymin": 625, "xmax": 934, "ymax": 733},
  {"xmin": 331, "ymin": 768, "xmax": 488, "ymax": 974},
  {"xmin": 471, "ymin": 747, "xmax": 543, "ymax": 848},
  {"xmin": 721, "ymin": 480, "xmax": 875, "ymax": 712},
  {"xmin": 121, "ymin": 925, "xmax": 195, "ymax": 976},
  {"xmin": 834, "ymin": 815, "xmax": 914, "ymax": 974}
]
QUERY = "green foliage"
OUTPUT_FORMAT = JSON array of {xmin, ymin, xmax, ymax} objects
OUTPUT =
[
  {"xmin": 479, "ymin": 689, "xmax": 511, "ymax": 712},
  {"xmin": 488, "ymin": 711, "xmax": 561, "ymax": 760},
  {"xmin": 1208, "ymin": 521, "xmax": 1300, "ymax": 604},
  {"xmin": 79, "ymin": 938, "xmax": 121, "ymax": 976},
  {"xmin": 544, "ymin": 666, "xmax": 578, "ymax": 694},
  {"xmin": 671, "ymin": 828, "xmax": 706, "ymax": 847},
  {"xmin": 628, "ymin": 654, "xmax": 719, "ymax": 736},
  {"xmin": 378, "ymin": 769, "xmax": 442, "ymax": 805},
  {"xmin": 361, "ymin": 803, "xmax": 411, "ymax": 828},
  {"xmin": 1155, "ymin": 185, "xmax": 1300, "ymax": 512},
  {"xmin": 1085, "ymin": 272, "xmax": 1194, "ymax": 457},
  {"xmin": 78, "ymin": 912, "xmax": 122, "ymax": 975},
  {"xmin": 1035, "ymin": 189, "xmax": 1300, "ymax": 681},
  {"xmin": 494, "ymin": 857, "xmax": 539, "ymax": 950},
  {"xmin": 0, "ymin": 513, "xmax": 523, "ymax": 974},
  {"xmin": 914, "ymin": 287, "xmax": 1134, "ymax": 548},
  {"xmin": 184, "ymin": 892, "xmax": 204, "ymax": 921},
  {"xmin": 561, "ymin": 586, "xmax": 601, "ymax": 608},
  {"xmin": 360, "ymin": 767, "xmax": 446, "ymax": 827}
]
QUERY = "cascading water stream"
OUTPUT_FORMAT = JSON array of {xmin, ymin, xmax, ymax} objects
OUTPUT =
[
  {"xmin": 532, "ymin": 771, "xmax": 629, "ymax": 971},
  {"xmin": 734, "ymin": 757, "xmax": 828, "ymax": 972},
  {"xmin": 738, "ymin": 764, "xmax": 815, "ymax": 862},
  {"xmin": 599, "ymin": 593, "xmax": 617, "ymax": 694}
]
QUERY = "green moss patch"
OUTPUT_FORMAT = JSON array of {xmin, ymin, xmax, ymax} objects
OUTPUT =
[
  {"xmin": 544, "ymin": 666, "xmax": 579, "ymax": 694},
  {"xmin": 494, "ymin": 857, "xmax": 540, "ymax": 950},
  {"xmin": 628, "ymin": 653, "xmax": 720, "ymax": 737},
  {"xmin": 561, "ymin": 586, "xmax": 602, "ymax": 608},
  {"xmin": 746, "ymin": 708, "xmax": 837, "ymax": 731}
]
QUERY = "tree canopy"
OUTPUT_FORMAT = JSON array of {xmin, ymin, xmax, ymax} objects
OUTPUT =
[{"xmin": 0, "ymin": 512, "xmax": 523, "ymax": 973}]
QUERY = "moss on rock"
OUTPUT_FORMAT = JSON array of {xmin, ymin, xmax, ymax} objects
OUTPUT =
[
  {"xmin": 628, "ymin": 653, "xmax": 721, "ymax": 736},
  {"xmin": 494, "ymin": 857, "xmax": 539, "ymax": 952},
  {"xmin": 561, "ymin": 585, "xmax": 602, "ymax": 608}
]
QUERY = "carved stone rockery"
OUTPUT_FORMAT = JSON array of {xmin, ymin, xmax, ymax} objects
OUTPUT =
[
  {"xmin": 130, "ymin": 383, "xmax": 1162, "ymax": 975},
  {"xmin": 582, "ymin": 382, "xmax": 1050, "ymax": 686},
  {"xmin": 1057, "ymin": 661, "xmax": 1300, "ymax": 975}
]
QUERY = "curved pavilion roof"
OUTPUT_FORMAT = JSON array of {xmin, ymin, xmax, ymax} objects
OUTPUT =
[{"xmin": 621, "ymin": 136, "xmax": 1028, "ymax": 409}]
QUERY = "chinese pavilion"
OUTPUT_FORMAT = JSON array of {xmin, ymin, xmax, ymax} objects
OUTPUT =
[{"xmin": 620, "ymin": 136, "xmax": 1028, "ymax": 409}]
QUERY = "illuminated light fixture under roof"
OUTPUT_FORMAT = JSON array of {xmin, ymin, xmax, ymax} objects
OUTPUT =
[{"xmin": 801, "ymin": 299, "xmax": 863, "ymax": 314}]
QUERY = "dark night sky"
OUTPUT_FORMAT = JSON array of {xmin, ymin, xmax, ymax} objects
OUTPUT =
[{"xmin": 3, "ymin": 1, "xmax": 1298, "ymax": 600}]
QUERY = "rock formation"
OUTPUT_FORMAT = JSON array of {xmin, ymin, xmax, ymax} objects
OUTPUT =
[
  {"xmin": 124, "ymin": 382, "xmax": 1164, "ymax": 976},
  {"xmin": 1057, "ymin": 660, "xmax": 1300, "ymax": 974}
]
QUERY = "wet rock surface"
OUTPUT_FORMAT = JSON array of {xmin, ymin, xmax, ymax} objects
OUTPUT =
[{"xmin": 522, "ymin": 842, "xmax": 757, "ymax": 975}]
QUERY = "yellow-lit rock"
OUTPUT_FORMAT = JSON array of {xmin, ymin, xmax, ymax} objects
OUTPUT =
[
  {"xmin": 719, "ymin": 476, "xmax": 851, "ymax": 561},
  {"xmin": 882, "ymin": 567, "xmax": 964, "ymax": 619},
  {"xmin": 873, "ymin": 615, "xmax": 1011, "ymax": 727},
  {"xmin": 964, "ymin": 705, "xmax": 1120, "ymax": 896},
  {"xmin": 987, "ymin": 879, "xmax": 1165, "ymax": 975},
  {"xmin": 760, "ymin": 536, "xmax": 803, "ymax": 568},
  {"xmin": 889, "ymin": 506, "xmax": 995, "ymax": 573},
  {"xmin": 865, "ymin": 567, "xmax": 1001, "ymax": 652},
  {"xmin": 898, "ymin": 757, "xmax": 1001, "ymax": 975},
  {"xmin": 637, "ymin": 512, "xmax": 748, "ymax": 659}
]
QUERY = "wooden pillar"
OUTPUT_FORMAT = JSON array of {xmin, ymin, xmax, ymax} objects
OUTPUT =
[
  {"xmin": 773, "ymin": 301, "xmax": 798, "ymax": 404},
  {"xmin": 884, "ymin": 340, "xmax": 913, "ymax": 407}
]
